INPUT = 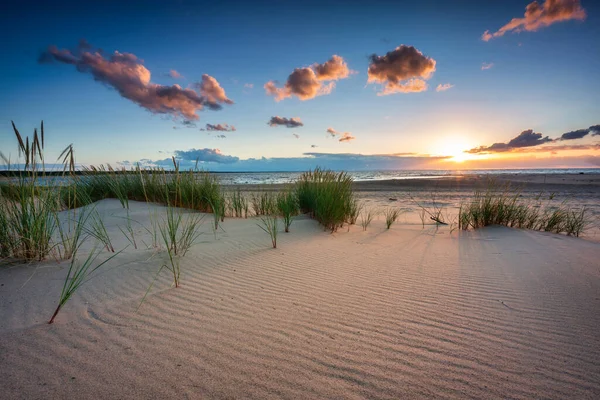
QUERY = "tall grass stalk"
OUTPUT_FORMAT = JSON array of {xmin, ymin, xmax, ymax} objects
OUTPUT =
[
  {"xmin": 49, "ymin": 245, "xmax": 123, "ymax": 324},
  {"xmin": 257, "ymin": 215, "xmax": 278, "ymax": 248},
  {"xmin": 360, "ymin": 208, "xmax": 376, "ymax": 231},
  {"xmin": 277, "ymin": 189, "xmax": 299, "ymax": 232}
]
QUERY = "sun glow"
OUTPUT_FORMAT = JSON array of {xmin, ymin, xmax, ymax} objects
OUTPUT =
[{"xmin": 432, "ymin": 136, "xmax": 477, "ymax": 163}]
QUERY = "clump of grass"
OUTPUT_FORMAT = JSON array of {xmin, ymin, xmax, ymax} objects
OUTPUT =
[
  {"xmin": 360, "ymin": 208, "xmax": 376, "ymax": 231},
  {"xmin": 251, "ymin": 191, "xmax": 277, "ymax": 216},
  {"xmin": 227, "ymin": 189, "xmax": 249, "ymax": 218},
  {"xmin": 384, "ymin": 207, "xmax": 402, "ymax": 229},
  {"xmin": 257, "ymin": 214, "xmax": 278, "ymax": 248},
  {"xmin": 277, "ymin": 188, "xmax": 299, "ymax": 232},
  {"xmin": 0, "ymin": 121, "xmax": 73, "ymax": 262},
  {"xmin": 295, "ymin": 168, "xmax": 355, "ymax": 232},
  {"xmin": 458, "ymin": 181, "xmax": 590, "ymax": 237}
]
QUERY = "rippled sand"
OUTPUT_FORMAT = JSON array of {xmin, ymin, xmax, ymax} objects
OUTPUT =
[{"xmin": 1, "ymin": 199, "xmax": 599, "ymax": 399}]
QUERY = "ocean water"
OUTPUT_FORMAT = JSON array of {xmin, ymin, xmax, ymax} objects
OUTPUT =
[{"xmin": 211, "ymin": 168, "xmax": 600, "ymax": 185}]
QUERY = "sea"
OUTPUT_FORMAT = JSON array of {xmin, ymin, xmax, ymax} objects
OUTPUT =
[{"xmin": 209, "ymin": 169, "xmax": 600, "ymax": 185}]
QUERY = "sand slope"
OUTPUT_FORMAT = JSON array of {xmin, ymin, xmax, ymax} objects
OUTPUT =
[{"xmin": 1, "ymin": 199, "xmax": 599, "ymax": 399}]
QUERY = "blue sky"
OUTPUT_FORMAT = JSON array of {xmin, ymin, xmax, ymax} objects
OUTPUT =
[{"xmin": 1, "ymin": 0, "xmax": 599, "ymax": 170}]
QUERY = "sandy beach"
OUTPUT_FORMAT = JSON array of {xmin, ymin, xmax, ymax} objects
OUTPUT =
[{"xmin": 1, "ymin": 193, "xmax": 600, "ymax": 399}]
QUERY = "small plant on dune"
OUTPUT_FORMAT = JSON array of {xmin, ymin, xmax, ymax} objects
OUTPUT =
[
  {"xmin": 257, "ymin": 214, "xmax": 278, "ymax": 248},
  {"xmin": 54, "ymin": 204, "xmax": 93, "ymax": 260},
  {"xmin": 49, "ymin": 244, "xmax": 123, "ymax": 324},
  {"xmin": 410, "ymin": 192, "xmax": 448, "ymax": 226},
  {"xmin": 277, "ymin": 189, "xmax": 299, "ymax": 233},
  {"xmin": 384, "ymin": 207, "xmax": 402, "ymax": 229},
  {"xmin": 360, "ymin": 208, "xmax": 376, "ymax": 231}
]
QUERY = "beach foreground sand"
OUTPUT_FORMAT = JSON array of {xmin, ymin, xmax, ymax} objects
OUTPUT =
[{"xmin": 1, "ymin": 199, "xmax": 600, "ymax": 399}]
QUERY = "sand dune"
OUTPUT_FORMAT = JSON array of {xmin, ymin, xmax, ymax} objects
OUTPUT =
[{"xmin": 1, "ymin": 199, "xmax": 600, "ymax": 399}]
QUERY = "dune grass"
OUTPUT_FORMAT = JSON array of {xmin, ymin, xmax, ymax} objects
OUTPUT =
[
  {"xmin": 295, "ymin": 168, "xmax": 356, "ymax": 232},
  {"xmin": 277, "ymin": 188, "xmax": 299, "ymax": 232},
  {"xmin": 459, "ymin": 181, "xmax": 590, "ymax": 236},
  {"xmin": 384, "ymin": 207, "xmax": 402, "ymax": 229},
  {"xmin": 251, "ymin": 191, "xmax": 277, "ymax": 216},
  {"xmin": 360, "ymin": 208, "xmax": 376, "ymax": 231},
  {"xmin": 257, "ymin": 214, "xmax": 278, "ymax": 248}
]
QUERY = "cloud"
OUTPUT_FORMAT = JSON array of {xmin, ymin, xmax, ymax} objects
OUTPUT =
[
  {"xmin": 367, "ymin": 45, "xmax": 436, "ymax": 95},
  {"xmin": 264, "ymin": 55, "xmax": 351, "ymax": 101},
  {"xmin": 167, "ymin": 69, "xmax": 183, "ymax": 79},
  {"xmin": 173, "ymin": 148, "xmax": 239, "ymax": 164},
  {"xmin": 125, "ymin": 151, "xmax": 451, "ymax": 172},
  {"xmin": 559, "ymin": 128, "xmax": 589, "ymax": 140},
  {"xmin": 268, "ymin": 116, "xmax": 304, "ymax": 128},
  {"xmin": 39, "ymin": 42, "xmax": 233, "ymax": 120},
  {"xmin": 182, "ymin": 120, "xmax": 197, "ymax": 128},
  {"xmin": 215, "ymin": 134, "xmax": 226, "ymax": 139},
  {"xmin": 482, "ymin": 0, "xmax": 586, "ymax": 41},
  {"xmin": 312, "ymin": 55, "xmax": 353, "ymax": 81},
  {"xmin": 200, "ymin": 123, "xmax": 236, "ymax": 132},
  {"xmin": 590, "ymin": 125, "xmax": 600, "ymax": 135},
  {"xmin": 193, "ymin": 74, "xmax": 233, "ymax": 107},
  {"xmin": 436, "ymin": 83, "xmax": 454, "ymax": 92},
  {"xmin": 327, "ymin": 127, "xmax": 355, "ymax": 142},
  {"xmin": 244, "ymin": 83, "xmax": 254, "ymax": 89},
  {"xmin": 339, "ymin": 133, "xmax": 355, "ymax": 142},
  {"xmin": 510, "ymin": 143, "xmax": 600, "ymax": 153},
  {"xmin": 481, "ymin": 62, "xmax": 494, "ymax": 70},
  {"xmin": 466, "ymin": 129, "xmax": 552, "ymax": 154}
]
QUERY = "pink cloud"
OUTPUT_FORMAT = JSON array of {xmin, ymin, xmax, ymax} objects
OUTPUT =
[
  {"xmin": 482, "ymin": 0, "xmax": 586, "ymax": 41},
  {"xmin": 40, "ymin": 42, "xmax": 232, "ymax": 120},
  {"xmin": 264, "ymin": 55, "xmax": 352, "ymax": 101}
]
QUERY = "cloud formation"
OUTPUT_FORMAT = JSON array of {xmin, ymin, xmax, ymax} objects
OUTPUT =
[
  {"xmin": 326, "ymin": 127, "xmax": 355, "ymax": 142},
  {"xmin": 173, "ymin": 148, "xmax": 239, "ymax": 164},
  {"xmin": 264, "ymin": 55, "xmax": 351, "ymax": 101},
  {"xmin": 466, "ymin": 129, "xmax": 552, "ymax": 153},
  {"xmin": 39, "ymin": 41, "xmax": 232, "ymax": 120},
  {"xmin": 200, "ymin": 123, "xmax": 236, "ymax": 132},
  {"xmin": 559, "ymin": 128, "xmax": 590, "ymax": 140},
  {"xmin": 339, "ymin": 133, "xmax": 356, "ymax": 142},
  {"xmin": 482, "ymin": 0, "xmax": 586, "ymax": 41},
  {"xmin": 367, "ymin": 45, "xmax": 436, "ymax": 95},
  {"xmin": 168, "ymin": 70, "xmax": 183, "ymax": 79},
  {"xmin": 481, "ymin": 62, "xmax": 494, "ymax": 70},
  {"xmin": 268, "ymin": 116, "xmax": 304, "ymax": 128},
  {"xmin": 590, "ymin": 125, "xmax": 600, "ymax": 135},
  {"xmin": 436, "ymin": 83, "xmax": 454, "ymax": 92}
]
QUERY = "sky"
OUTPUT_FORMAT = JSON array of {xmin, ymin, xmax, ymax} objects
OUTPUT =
[{"xmin": 1, "ymin": 0, "xmax": 599, "ymax": 171}]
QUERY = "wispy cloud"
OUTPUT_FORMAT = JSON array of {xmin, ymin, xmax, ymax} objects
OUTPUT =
[
  {"xmin": 292, "ymin": 133, "xmax": 300, "ymax": 139},
  {"xmin": 244, "ymin": 83, "xmax": 254, "ymax": 89},
  {"xmin": 264, "ymin": 55, "xmax": 352, "ymax": 101},
  {"xmin": 39, "ymin": 41, "xmax": 233, "ymax": 120},
  {"xmin": 268, "ymin": 116, "xmax": 304, "ymax": 128},
  {"xmin": 339, "ymin": 132, "xmax": 356, "ymax": 142},
  {"xmin": 436, "ymin": 83, "xmax": 454, "ymax": 92},
  {"xmin": 481, "ymin": 62, "xmax": 494, "ymax": 70},
  {"xmin": 200, "ymin": 123, "xmax": 236, "ymax": 132},
  {"xmin": 167, "ymin": 69, "xmax": 183, "ymax": 79},
  {"xmin": 367, "ymin": 45, "xmax": 436, "ymax": 95},
  {"xmin": 482, "ymin": 0, "xmax": 586, "ymax": 41}
]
